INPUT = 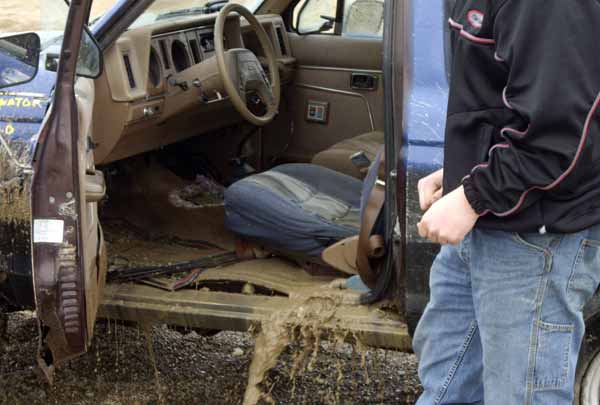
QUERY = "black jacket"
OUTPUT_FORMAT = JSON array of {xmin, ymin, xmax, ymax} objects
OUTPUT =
[{"xmin": 445, "ymin": 0, "xmax": 600, "ymax": 233}]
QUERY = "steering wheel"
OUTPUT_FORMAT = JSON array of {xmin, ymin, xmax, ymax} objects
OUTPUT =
[{"xmin": 214, "ymin": 4, "xmax": 281, "ymax": 126}]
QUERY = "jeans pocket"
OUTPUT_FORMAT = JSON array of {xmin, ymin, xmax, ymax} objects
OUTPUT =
[
  {"xmin": 533, "ymin": 320, "xmax": 574, "ymax": 390},
  {"xmin": 508, "ymin": 233, "xmax": 555, "ymax": 275},
  {"xmin": 512, "ymin": 232, "xmax": 562, "ymax": 253},
  {"xmin": 567, "ymin": 239, "xmax": 600, "ymax": 310}
]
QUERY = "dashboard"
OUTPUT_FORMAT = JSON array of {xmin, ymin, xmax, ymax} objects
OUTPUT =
[
  {"xmin": 93, "ymin": 14, "xmax": 296, "ymax": 165},
  {"xmin": 152, "ymin": 28, "xmax": 217, "ymax": 77}
]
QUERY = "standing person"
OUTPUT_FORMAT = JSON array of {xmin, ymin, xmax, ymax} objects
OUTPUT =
[{"xmin": 413, "ymin": 0, "xmax": 600, "ymax": 404}]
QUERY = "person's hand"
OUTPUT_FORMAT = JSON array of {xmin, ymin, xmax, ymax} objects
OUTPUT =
[
  {"xmin": 417, "ymin": 186, "xmax": 478, "ymax": 245},
  {"xmin": 418, "ymin": 169, "xmax": 444, "ymax": 211}
]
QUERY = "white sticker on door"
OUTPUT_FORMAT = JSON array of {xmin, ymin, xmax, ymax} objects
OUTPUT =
[{"xmin": 33, "ymin": 219, "xmax": 65, "ymax": 244}]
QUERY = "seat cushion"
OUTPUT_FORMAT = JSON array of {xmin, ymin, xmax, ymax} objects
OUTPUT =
[
  {"xmin": 224, "ymin": 164, "xmax": 362, "ymax": 257},
  {"xmin": 312, "ymin": 131, "xmax": 384, "ymax": 178}
]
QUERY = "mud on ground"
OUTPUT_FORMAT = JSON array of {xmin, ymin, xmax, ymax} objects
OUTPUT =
[{"xmin": 0, "ymin": 311, "xmax": 421, "ymax": 404}]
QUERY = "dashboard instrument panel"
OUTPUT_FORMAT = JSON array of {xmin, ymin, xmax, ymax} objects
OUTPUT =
[
  {"xmin": 94, "ymin": 14, "xmax": 295, "ymax": 165},
  {"xmin": 150, "ymin": 27, "xmax": 224, "ymax": 77}
]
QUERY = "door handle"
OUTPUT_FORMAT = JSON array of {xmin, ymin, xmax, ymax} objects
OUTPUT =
[
  {"xmin": 85, "ymin": 170, "xmax": 106, "ymax": 203},
  {"xmin": 351, "ymin": 72, "xmax": 378, "ymax": 91}
]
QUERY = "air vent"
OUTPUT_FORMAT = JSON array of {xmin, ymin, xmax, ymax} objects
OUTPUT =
[
  {"xmin": 159, "ymin": 39, "xmax": 170, "ymax": 69},
  {"xmin": 275, "ymin": 27, "xmax": 287, "ymax": 56},
  {"xmin": 122, "ymin": 54, "xmax": 136, "ymax": 89},
  {"xmin": 189, "ymin": 39, "xmax": 201, "ymax": 64},
  {"xmin": 171, "ymin": 40, "xmax": 191, "ymax": 73}
]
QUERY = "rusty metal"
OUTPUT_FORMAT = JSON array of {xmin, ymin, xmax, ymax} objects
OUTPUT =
[
  {"xmin": 99, "ymin": 282, "xmax": 412, "ymax": 352},
  {"xmin": 30, "ymin": 0, "xmax": 94, "ymax": 377}
]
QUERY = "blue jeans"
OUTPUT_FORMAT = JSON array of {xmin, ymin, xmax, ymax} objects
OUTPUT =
[{"xmin": 413, "ymin": 227, "xmax": 600, "ymax": 405}]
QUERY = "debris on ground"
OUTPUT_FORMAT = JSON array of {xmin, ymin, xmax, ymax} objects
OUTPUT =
[
  {"xmin": 0, "ymin": 311, "xmax": 422, "ymax": 404},
  {"xmin": 169, "ymin": 175, "xmax": 225, "ymax": 209}
]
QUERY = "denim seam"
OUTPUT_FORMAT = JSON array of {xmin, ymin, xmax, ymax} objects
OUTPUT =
[
  {"xmin": 550, "ymin": 235, "xmax": 564, "ymax": 252},
  {"xmin": 525, "ymin": 251, "xmax": 553, "ymax": 405},
  {"xmin": 567, "ymin": 239, "xmax": 600, "ymax": 311},
  {"xmin": 538, "ymin": 320, "xmax": 575, "ymax": 332},
  {"xmin": 566, "ymin": 241, "xmax": 587, "ymax": 310},
  {"xmin": 511, "ymin": 233, "xmax": 559, "ymax": 257},
  {"xmin": 433, "ymin": 320, "xmax": 478, "ymax": 405}
]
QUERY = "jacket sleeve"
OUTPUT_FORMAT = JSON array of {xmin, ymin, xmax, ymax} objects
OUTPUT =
[{"xmin": 462, "ymin": 0, "xmax": 600, "ymax": 217}]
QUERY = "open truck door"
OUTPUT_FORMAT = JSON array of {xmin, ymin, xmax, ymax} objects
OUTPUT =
[{"xmin": 29, "ymin": 0, "xmax": 106, "ymax": 378}]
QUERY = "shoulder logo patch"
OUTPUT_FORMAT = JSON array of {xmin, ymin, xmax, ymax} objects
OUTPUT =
[{"xmin": 467, "ymin": 9, "xmax": 484, "ymax": 29}]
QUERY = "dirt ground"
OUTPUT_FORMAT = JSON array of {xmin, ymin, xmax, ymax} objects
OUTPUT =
[{"xmin": 0, "ymin": 311, "xmax": 421, "ymax": 404}]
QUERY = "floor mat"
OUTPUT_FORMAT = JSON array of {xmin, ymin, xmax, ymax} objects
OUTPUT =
[
  {"xmin": 103, "ymin": 220, "xmax": 224, "ymax": 271},
  {"xmin": 101, "ymin": 159, "xmax": 236, "ymax": 251},
  {"xmin": 168, "ymin": 175, "xmax": 225, "ymax": 209}
]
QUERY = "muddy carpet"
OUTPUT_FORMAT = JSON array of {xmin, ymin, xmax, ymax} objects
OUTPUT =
[{"xmin": 0, "ymin": 311, "xmax": 422, "ymax": 404}]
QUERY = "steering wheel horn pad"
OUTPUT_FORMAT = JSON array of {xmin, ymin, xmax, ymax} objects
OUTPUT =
[{"xmin": 215, "ymin": 4, "xmax": 281, "ymax": 126}]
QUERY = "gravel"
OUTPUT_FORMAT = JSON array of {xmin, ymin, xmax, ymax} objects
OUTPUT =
[{"xmin": 0, "ymin": 311, "xmax": 422, "ymax": 404}]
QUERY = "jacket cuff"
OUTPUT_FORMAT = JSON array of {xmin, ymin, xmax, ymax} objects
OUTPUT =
[{"xmin": 462, "ymin": 176, "xmax": 488, "ymax": 215}]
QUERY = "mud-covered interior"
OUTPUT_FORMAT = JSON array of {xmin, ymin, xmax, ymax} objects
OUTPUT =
[{"xmin": 87, "ymin": 8, "xmax": 387, "ymax": 298}]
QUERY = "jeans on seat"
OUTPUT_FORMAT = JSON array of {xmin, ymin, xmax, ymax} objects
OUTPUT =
[{"xmin": 413, "ymin": 226, "xmax": 600, "ymax": 405}]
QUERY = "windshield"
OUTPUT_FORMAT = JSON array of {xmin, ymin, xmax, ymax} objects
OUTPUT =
[
  {"xmin": 1, "ymin": 0, "xmax": 263, "ymax": 36},
  {"xmin": 0, "ymin": 0, "xmax": 115, "ymax": 34},
  {"xmin": 0, "ymin": 0, "xmax": 104, "ymax": 78},
  {"xmin": 130, "ymin": 0, "xmax": 264, "ymax": 29}
]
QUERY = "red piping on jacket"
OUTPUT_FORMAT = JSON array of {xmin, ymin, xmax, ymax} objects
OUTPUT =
[
  {"xmin": 448, "ymin": 18, "xmax": 496, "ymax": 45},
  {"xmin": 502, "ymin": 87, "xmax": 513, "ymax": 110},
  {"xmin": 501, "ymin": 125, "xmax": 530, "ymax": 137},
  {"xmin": 461, "ymin": 143, "xmax": 510, "ymax": 185},
  {"xmin": 488, "ymin": 143, "xmax": 510, "ymax": 156},
  {"xmin": 500, "ymin": 88, "xmax": 531, "ymax": 136},
  {"xmin": 471, "ymin": 92, "xmax": 600, "ymax": 217}
]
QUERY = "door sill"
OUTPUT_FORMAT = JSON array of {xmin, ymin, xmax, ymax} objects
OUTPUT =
[{"xmin": 99, "ymin": 275, "xmax": 411, "ymax": 351}]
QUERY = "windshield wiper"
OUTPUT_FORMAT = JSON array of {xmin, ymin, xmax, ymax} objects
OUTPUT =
[{"xmin": 156, "ymin": 0, "xmax": 229, "ymax": 21}]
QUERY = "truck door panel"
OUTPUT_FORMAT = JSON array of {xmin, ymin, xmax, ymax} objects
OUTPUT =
[
  {"xmin": 30, "ymin": 0, "xmax": 105, "ymax": 376},
  {"xmin": 285, "ymin": 33, "xmax": 386, "ymax": 162},
  {"xmin": 75, "ymin": 77, "xmax": 107, "ymax": 339}
]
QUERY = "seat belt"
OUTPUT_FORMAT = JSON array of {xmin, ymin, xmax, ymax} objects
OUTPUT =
[
  {"xmin": 321, "ymin": 149, "xmax": 387, "ymax": 288},
  {"xmin": 356, "ymin": 153, "xmax": 386, "ymax": 289}
]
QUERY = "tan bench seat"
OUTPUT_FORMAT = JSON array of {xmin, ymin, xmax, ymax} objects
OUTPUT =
[{"xmin": 311, "ymin": 131, "xmax": 384, "ymax": 178}]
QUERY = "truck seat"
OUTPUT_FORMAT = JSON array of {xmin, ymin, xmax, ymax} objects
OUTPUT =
[
  {"xmin": 311, "ymin": 131, "xmax": 384, "ymax": 178},
  {"xmin": 224, "ymin": 164, "xmax": 363, "ymax": 257}
]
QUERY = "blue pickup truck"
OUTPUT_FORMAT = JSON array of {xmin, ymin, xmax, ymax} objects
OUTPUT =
[{"xmin": 1, "ymin": 0, "xmax": 599, "ymax": 403}]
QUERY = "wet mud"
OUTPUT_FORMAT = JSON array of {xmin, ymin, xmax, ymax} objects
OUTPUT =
[
  {"xmin": 0, "ymin": 311, "xmax": 421, "ymax": 404},
  {"xmin": 103, "ymin": 220, "xmax": 221, "ymax": 271},
  {"xmin": 243, "ymin": 285, "xmax": 392, "ymax": 405},
  {"xmin": 0, "ymin": 142, "xmax": 33, "ymax": 224},
  {"xmin": 0, "ymin": 143, "xmax": 33, "ymax": 309}
]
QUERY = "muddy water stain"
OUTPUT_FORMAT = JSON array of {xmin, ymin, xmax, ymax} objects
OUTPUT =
[
  {"xmin": 243, "ymin": 286, "xmax": 374, "ymax": 405},
  {"xmin": 142, "ymin": 323, "xmax": 165, "ymax": 404}
]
